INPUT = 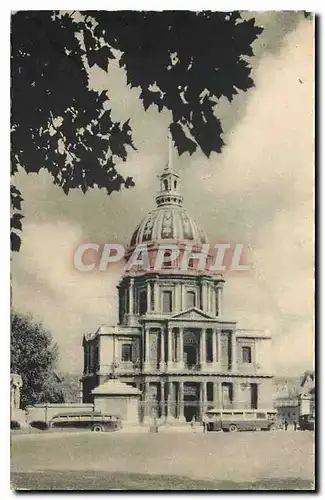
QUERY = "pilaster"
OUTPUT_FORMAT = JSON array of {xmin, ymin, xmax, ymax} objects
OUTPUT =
[
  {"xmin": 167, "ymin": 327, "xmax": 173, "ymax": 370},
  {"xmin": 160, "ymin": 328, "xmax": 165, "ymax": 371}
]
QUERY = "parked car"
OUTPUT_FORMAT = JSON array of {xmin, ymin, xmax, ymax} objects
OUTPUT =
[
  {"xmin": 205, "ymin": 408, "xmax": 278, "ymax": 432},
  {"xmin": 31, "ymin": 412, "xmax": 122, "ymax": 432},
  {"xmin": 299, "ymin": 415, "xmax": 315, "ymax": 431}
]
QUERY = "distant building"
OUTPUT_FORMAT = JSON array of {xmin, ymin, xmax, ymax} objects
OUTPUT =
[
  {"xmin": 299, "ymin": 371, "xmax": 315, "ymax": 417},
  {"xmin": 273, "ymin": 373, "xmax": 315, "ymax": 423},
  {"xmin": 81, "ymin": 148, "xmax": 274, "ymax": 423}
]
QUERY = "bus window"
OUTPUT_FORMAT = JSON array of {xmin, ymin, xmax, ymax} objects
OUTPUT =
[
  {"xmin": 256, "ymin": 412, "xmax": 266, "ymax": 419},
  {"xmin": 233, "ymin": 412, "xmax": 244, "ymax": 417},
  {"xmin": 245, "ymin": 412, "xmax": 255, "ymax": 420},
  {"xmin": 221, "ymin": 412, "xmax": 234, "ymax": 419}
]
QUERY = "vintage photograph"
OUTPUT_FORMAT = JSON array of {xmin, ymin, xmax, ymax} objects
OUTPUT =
[{"xmin": 10, "ymin": 10, "xmax": 315, "ymax": 491}]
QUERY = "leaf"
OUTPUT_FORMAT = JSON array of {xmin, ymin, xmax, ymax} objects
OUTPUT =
[
  {"xmin": 170, "ymin": 122, "xmax": 197, "ymax": 156},
  {"xmin": 11, "ymin": 213, "xmax": 24, "ymax": 231},
  {"xmin": 87, "ymin": 45, "xmax": 115, "ymax": 71},
  {"xmin": 10, "ymin": 185, "xmax": 24, "ymax": 211},
  {"xmin": 11, "ymin": 231, "xmax": 21, "ymax": 252}
]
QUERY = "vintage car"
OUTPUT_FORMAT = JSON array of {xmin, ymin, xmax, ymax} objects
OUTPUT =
[{"xmin": 299, "ymin": 415, "xmax": 315, "ymax": 431}]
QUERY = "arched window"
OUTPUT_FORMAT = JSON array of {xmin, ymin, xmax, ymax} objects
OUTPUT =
[
  {"xmin": 174, "ymin": 180, "xmax": 177, "ymax": 189},
  {"xmin": 162, "ymin": 250, "xmax": 172, "ymax": 268},
  {"xmin": 242, "ymin": 346, "xmax": 252, "ymax": 364},
  {"xmin": 163, "ymin": 179, "xmax": 168, "ymax": 191}
]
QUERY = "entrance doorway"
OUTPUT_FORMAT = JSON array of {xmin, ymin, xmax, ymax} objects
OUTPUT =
[
  {"xmin": 183, "ymin": 383, "xmax": 200, "ymax": 422},
  {"xmin": 184, "ymin": 345, "xmax": 197, "ymax": 368}
]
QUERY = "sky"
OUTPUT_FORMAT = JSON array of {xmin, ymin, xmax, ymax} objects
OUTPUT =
[{"xmin": 11, "ymin": 11, "xmax": 314, "ymax": 376}]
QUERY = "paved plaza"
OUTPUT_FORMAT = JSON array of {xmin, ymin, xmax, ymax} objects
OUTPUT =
[{"xmin": 11, "ymin": 429, "xmax": 315, "ymax": 490}]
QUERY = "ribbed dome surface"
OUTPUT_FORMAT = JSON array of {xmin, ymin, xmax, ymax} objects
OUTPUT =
[{"xmin": 130, "ymin": 205, "xmax": 207, "ymax": 247}]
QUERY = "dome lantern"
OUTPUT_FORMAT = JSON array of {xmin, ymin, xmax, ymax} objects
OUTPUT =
[{"xmin": 155, "ymin": 133, "xmax": 183, "ymax": 208}]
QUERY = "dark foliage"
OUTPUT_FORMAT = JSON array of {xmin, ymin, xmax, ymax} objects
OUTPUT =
[
  {"xmin": 11, "ymin": 10, "xmax": 262, "ymax": 250},
  {"xmin": 11, "ymin": 312, "xmax": 64, "ymax": 407}
]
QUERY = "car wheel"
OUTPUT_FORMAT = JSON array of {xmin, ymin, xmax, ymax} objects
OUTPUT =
[
  {"xmin": 229, "ymin": 424, "xmax": 238, "ymax": 432},
  {"xmin": 269, "ymin": 424, "xmax": 276, "ymax": 431},
  {"xmin": 92, "ymin": 424, "xmax": 104, "ymax": 432}
]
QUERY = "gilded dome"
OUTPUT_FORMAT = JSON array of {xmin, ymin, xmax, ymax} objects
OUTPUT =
[{"xmin": 130, "ymin": 205, "xmax": 207, "ymax": 247}]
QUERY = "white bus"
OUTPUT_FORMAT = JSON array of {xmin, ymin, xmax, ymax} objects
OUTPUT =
[{"xmin": 205, "ymin": 408, "xmax": 278, "ymax": 432}]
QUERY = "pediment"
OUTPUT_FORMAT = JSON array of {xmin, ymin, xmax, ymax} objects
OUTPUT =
[{"xmin": 171, "ymin": 307, "xmax": 214, "ymax": 321}]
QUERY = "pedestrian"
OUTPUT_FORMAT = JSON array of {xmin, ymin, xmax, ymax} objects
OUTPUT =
[
  {"xmin": 190, "ymin": 416, "xmax": 196, "ymax": 433},
  {"xmin": 293, "ymin": 420, "xmax": 297, "ymax": 431},
  {"xmin": 284, "ymin": 419, "xmax": 288, "ymax": 431},
  {"xmin": 202, "ymin": 414, "xmax": 208, "ymax": 433}
]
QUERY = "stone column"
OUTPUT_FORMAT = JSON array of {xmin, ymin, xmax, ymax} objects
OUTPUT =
[
  {"xmin": 144, "ymin": 326, "xmax": 150, "ymax": 371},
  {"xmin": 179, "ymin": 381, "xmax": 185, "ymax": 421},
  {"xmin": 167, "ymin": 381, "xmax": 173, "ymax": 420},
  {"xmin": 232, "ymin": 332, "xmax": 237, "ymax": 373},
  {"xmin": 200, "ymin": 328, "xmax": 207, "ymax": 368},
  {"xmin": 206, "ymin": 283, "xmax": 211, "ymax": 314},
  {"xmin": 167, "ymin": 327, "xmax": 173, "ymax": 369},
  {"xmin": 144, "ymin": 380, "xmax": 150, "ymax": 421},
  {"xmin": 216, "ymin": 283, "xmax": 224, "ymax": 316},
  {"xmin": 147, "ymin": 281, "xmax": 151, "ymax": 314},
  {"xmin": 181, "ymin": 284, "xmax": 186, "ymax": 311},
  {"xmin": 154, "ymin": 281, "xmax": 159, "ymax": 312},
  {"xmin": 129, "ymin": 278, "xmax": 134, "ymax": 314},
  {"xmin": 160, "ymin": 381, "xmax": 165, "ymax": 419},
  {"xmin": 178, "ymin": 327, "xmax": 184, "ymax": 367},
  {"xmin": 160, "ymin": 328, "xmax": 165, "ymax": 371},
  {"xmin": 202, "ymin": 381, "xmax": 207, "ymax": 415},
  {"xmin": 212, "ymin": 328, "xmax": 217, "ymax": 367},
  {"xmin": 211, "ymin": 285, "xmax": 218, "ymax": 316},
  {"xmin": 217, "ymin": 330, "xmax": 222, "ymax": 365},
  {"xmin": 213, "ymin": 381, "xmax": 220, "ymax": 407}
]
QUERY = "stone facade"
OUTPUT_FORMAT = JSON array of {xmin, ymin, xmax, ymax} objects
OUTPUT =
[{"xmin": 82, "ymin": 153, "xmax": 274, "ymax": 423}]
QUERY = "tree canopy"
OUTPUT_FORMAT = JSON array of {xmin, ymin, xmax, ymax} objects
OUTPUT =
[
  {"xmin": 11, "ymin": 10, "xmax": 263, "ymax": 250},
  {"xmin": 11, "ymin": 312, "xmax": 64, "ymax": 407}
]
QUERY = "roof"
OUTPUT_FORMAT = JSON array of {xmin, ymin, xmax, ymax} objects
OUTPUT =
[
  {"xmin": 92, "ymin": 379, "xmax": 141, "ymax": 396},
  {"xmin": 130, "ymin": 205, "xmax": 207, "ymax": 247}
]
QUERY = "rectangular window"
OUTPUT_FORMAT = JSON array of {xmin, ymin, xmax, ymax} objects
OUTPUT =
[
  {"xmin": 121, "ymin": 343, "xmax": 132, "ymax": 362},
  {"xmin": 139, "ymin": 290, "xmax": 147, "ymax": 315},
  {"xmin": 222, "ymin": 382, "xmax": 233, "ymax": 405},
  {"xmin": 256, "ymin": 412, "xmax": 266, "ymax": 419},
  {"xmin": 206, "ymin": 330, "xmax": 213, "ymax": 362},
  {"xmin": 242, "ymin": 346, "xmax": 252, "ymax": 363},
  {"xmin": 186, "ymin": 290, "xmax": 196, "ymax": 309},
  {"xmin": 163, "ymin": 291, "xmax": 172, "ymax": 313}
]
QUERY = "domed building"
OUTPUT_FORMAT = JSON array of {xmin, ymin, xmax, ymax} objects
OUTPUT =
[{"xmin": 82, "ymin": 145, "xmax": 274, "ymax": 423}]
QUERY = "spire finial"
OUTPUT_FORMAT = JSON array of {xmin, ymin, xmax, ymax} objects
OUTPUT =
[{"xmin": 165, "ymin": 131, "xmax": 173, "ymax": 172}]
